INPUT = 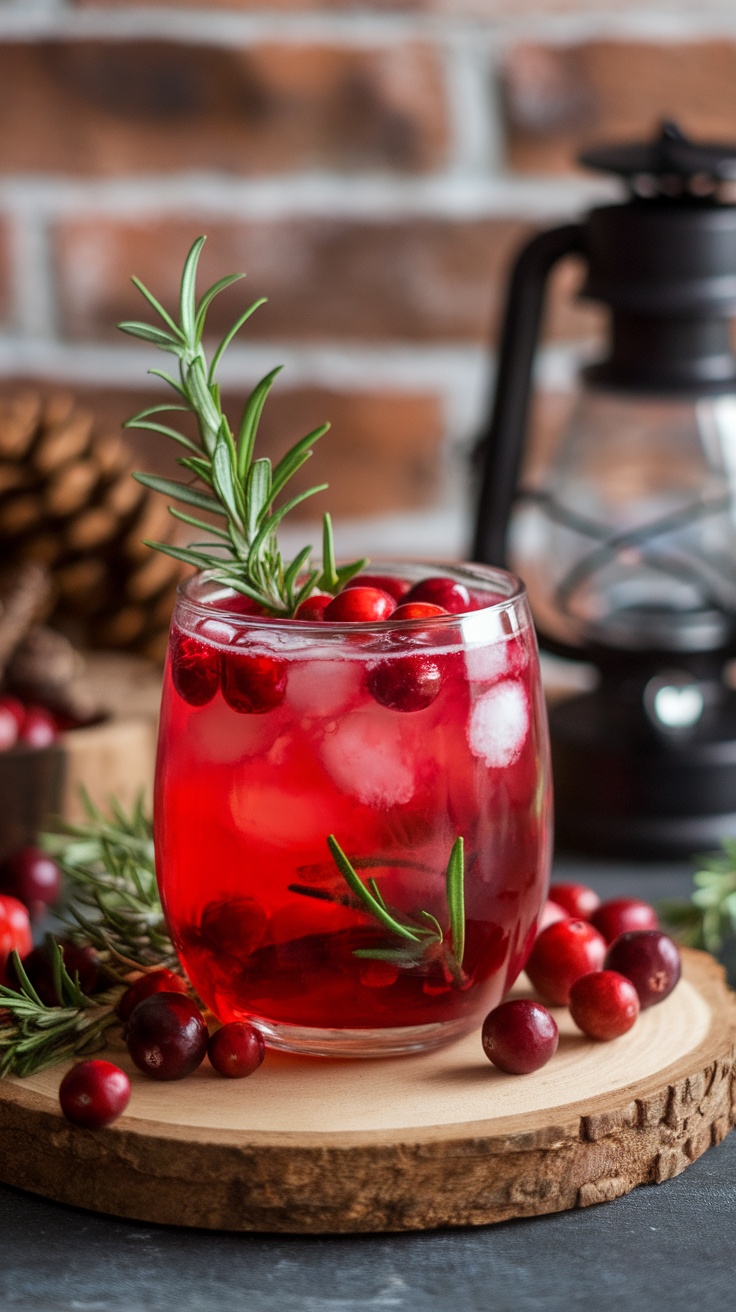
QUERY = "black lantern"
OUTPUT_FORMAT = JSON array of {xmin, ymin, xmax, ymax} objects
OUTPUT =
[{"xmin": 473, "ymin": 123, "xmax": 736, "ymax": 858}]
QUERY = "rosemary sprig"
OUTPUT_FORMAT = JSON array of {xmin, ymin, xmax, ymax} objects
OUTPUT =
[
  {"xmin": 326, "ymin": 835, "xmax": 466, "ymax": 973},
  {"xmin": 118, "ymin": 236, "xmax": 366, "ymax": 615},
  {"xmin": 0, "ymin": 941, "xmax": 119, "ymax": 1078},
  {"xmin": 659, "ymin": 839, "xmax": 736, "ymax": 953}
]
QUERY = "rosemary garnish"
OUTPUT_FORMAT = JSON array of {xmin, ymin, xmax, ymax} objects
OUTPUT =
[
  {"xmin": 326, "ymin": 835, "xmax": 466, "ymax": 975},
  {"xmin": 659, "ymin": 839, "xmax": 736, "ymax": 953},
  {"xmin": 118, "ymin": 235, "xmax": 366, "ymax": 615}
]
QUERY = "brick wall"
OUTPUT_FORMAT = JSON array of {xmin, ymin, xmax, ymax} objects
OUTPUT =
[{"xmin": 2, "ymin": 1, "xmax": 736, "ymax": 558}]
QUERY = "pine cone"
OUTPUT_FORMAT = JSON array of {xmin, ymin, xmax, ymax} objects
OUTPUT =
[{"xmin": 0, "ymin": 389, "xmax": 183, "ymax": 660}]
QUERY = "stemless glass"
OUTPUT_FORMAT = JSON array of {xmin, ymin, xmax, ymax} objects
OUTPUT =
[{"xmin": 154, "ymin": 562, "xmax": 552, "ymax": 1057}]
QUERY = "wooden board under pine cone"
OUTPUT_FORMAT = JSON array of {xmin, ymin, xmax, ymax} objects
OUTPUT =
[{"xmin": 0, "ymin": 949, "xmax": 732, "ymax": 1233}]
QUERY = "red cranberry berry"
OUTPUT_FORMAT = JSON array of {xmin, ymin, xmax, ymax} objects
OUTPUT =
[
  {"xmin": 220, "ymin": 650, "xmax": 287, "ymax": 714},
  {"xmin": 538, "ymin": 899, "xmax": 569, "ymax": 933},
  {"xmin": 0, "ymin": 846, "xmax": 62, "ymax": 918},
  {"xmin": 391, "ymin": 602, "xmax": 448, "ymax": 621},
  {"xmin": 59, "ymin": 1060, "xmax": 131, "ymax": 1129},
  {"xmin": 9, "ymin": 939, "xmax": 101, "ymax": 1002},
  {"xmin": 0, "ymin": 895, "xmax": 32, "ymax": 983},
  {"xmin": 366, "ymin": 654, "xmax": 444, "ymax": 713},
  {"xmin": 525, "ymin": 918, "xmax": 607, "ymax": 1005},
  {"xmin": 344, "ymin": 574, "xmax": 410, "ymax": 602},
  {"xmin": 569, "ymin": 970, "xmax": 640, "ymax": 1040},
  {"xmin": 482, "ymin": 999, "xmax": 559, "ymax": 1074},
  {"xmin": 404, "ymin": 576, "xmax": 471, "ymax": 615},
  {"xmin": 294, "ymin": 593, "xmax": 333, "ymax": 621},
  {"xmin": 549, "ymin": 882, "xmax": 601, "ymax": 920},
  {"xmin": 604, "ymin": 930, "xmax": 681, "ymax": 1010},
  {"xmin": 19, "ymin": 706, "xmax": 57, "ymax": 748},
  {"xmin": 170, "ymin": 629, "xmax": 220, "ymax": 707},
  {"xmin": 590, "ymin": 898, "xmax": 659, "ymax": 943},
  {"xmin": 200, "ymin": 896, "xmax": 268, "ymax": 961},
  {"xmin": 0, "ymin": 697, "xmax": 22, "ymax": 750},
  {"xmin": 323, "ymin": 587, "xmax": 396, "ymax": 623},
  {"xmin": 117, "ymin": 968, "xmax": 189, "ymax": 1023},
  {"xmin": 207, "ymin": 1021, "xmax": 265, "ymax": 1078},
  {"xmin": 126, "ymin": 992, "xmax": 208, "ymax": 1081}
]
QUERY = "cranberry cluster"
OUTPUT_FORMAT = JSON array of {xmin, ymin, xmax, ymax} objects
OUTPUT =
[
  {"xmin": 0, "ymin": 696, "xmax": 59, "ymax": 752},
  {"xmin": 482, "ymin": 883, "xmax": 681, "ymax": 1074}
]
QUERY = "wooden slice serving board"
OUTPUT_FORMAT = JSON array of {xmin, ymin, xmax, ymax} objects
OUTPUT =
[{"xmin": 0, "ymin": 949, "xmax": 733, "ymax": 1234}]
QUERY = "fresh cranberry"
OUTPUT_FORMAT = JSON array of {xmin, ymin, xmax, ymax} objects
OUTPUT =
[
  {"xmin": 59, "ymin": 1060, "xmax": 131, "ymax": 1129},
  {"xmin": 0, "ymin": 896, "xmax": 32, "ymax": 984},
  {"xmin": 126, "ymin": 992, "xmax": 208, "ymax": 1080},
  {"xmin": 207, "ymin": 1022, "xmax": 265, "ymax": 1078},
  {"xmin": 482, "ymin": 999, "xmax": 559, "ymax": 1074},
  {"xmin": 323, "ymin": 588, "xmax": 396, "ymax": 623},
  {"xmin": 9, "ymin": 939, "xmax": 101, "ymax": 1002},
  {"xmin": 0, "ymin": 696, "xmax": 24, "ymax": 730},
  {"xmin": 344, "ymin": 574, "xmax": 410, "ymax": 602},
  {"xmin": 0, "ymin": 846, "xmax": 62, "ymax": 918},
  {"xmin": 590, "ymin": 898, "xmax": 659, "ymax": 943},
  {"xmin": 220, "ymin": 650, "xmax": 287, "ymax": 714},
  {"xmin": 215, "ymin": 594, "xmax": 268, "ymax": 616},
  {"xmin": 19, "ymin": 706, "xmax": 57, "ymax": 748},
  {"xmin": 391, "ymin": 602, "xmax": 448, "ymax": 621},
  {"xmin": 525, "ymin": 918, "xmax": 607, "ymax": 1005},
  {"xmin": 0, "ymin": 700, "xmax": 20, "ymax": 750},
  {"xmin": 604, "ymin": 930, "xmax": 681, "ymax": 1010},
  {"xmin": 404, "ymin": 576, "xmax": 471, "ymax": 615},
  {"xmin": 200, "ymin": 896, "xmax": 268, "ymax": 961},
  {"xmin": 569, "ymin": 970, "xmax": 640, "ymax": 1040},
  {"xmin": 117, "ymin": 968, "xmax": 189, "ymax": 1023},
  {"xmin": 549, "ymin": 882, "xmax": 601, "ymax": 920},
  {"xmin": 366, "ymin": 653, "xmax": 444, "ymax": 713},
  {"xmin": 294, "ymin": 593, "xmax": 333, "ymax": 621},
  {"xmin": 538, "ymin": 899, "xmax": 569, "ymax": 933},
  {"xmin": 170, "ymin": 629, "xmax": 220, "ymax": 707}
]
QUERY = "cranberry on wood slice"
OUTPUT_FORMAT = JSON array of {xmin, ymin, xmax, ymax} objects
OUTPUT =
[
  {"xmin": 0, "ymin": 700, "xmax": 20, "ymax": 750},
  {"xmin": 549, "ymin": 882, "xmax": 601, "ymax": 920},
  {"xmin": 323, "ymin": 587, "xmax": 396, "ymax": 623},
  {"xmin": 569, "ymin": 970, "xmax": 640, "ymax": 1041},
  {"xmin": 117, "ymin": 968, "xmax": 189, "ymax": 1023},
  {"xmin": 294, "ymin": 593, "xmax": 332, "ymax": 621},
  {"xmin": 220, "ymin": 650, "xmax": 287, "ymax": 714},
  {"xmin": 0, "ymin": 895, "xmax": 32, "ymax": 983},
  {"xmin": 0, "ymin": 846, "xmax": 61, "ymax": 915},
  {"xmin": 0, "ymin": 696, "xmax": 24, "ymax": 729},
  {"xmin": 404, "ymin": 576, "xmax": 471, "ymax": 615},
  {"xmin": 525, "ymin": 918, "xmax": 607, "ymax": 1006},
  {"xmin": 208, "ymin": 1021, "xmax": 265, "ymax": 1078},
  {"xmin": 200, "ymin": 896, "xmax": 268, "ymax": 961},
  {"xmin": 9, "ymin": 939, "xmax": 101, "ymax": 1002},
  {"xmin": 482, "ymin": 999, "xmax": 559, "ymax": 1074},
  {"xmin": 170, "ymin": 628, "xmax": 220, "ymax": 707},
  {"xmin": 19, "ymin": 706, "xmax": 57, "ymax": 748},
  {"xmin": 344, "ymin": 574, "xmax": 410, "ymax": 602},
  {"xmin": 391, "ymin": 602, "xmax": 448, "ymax": 621},
  {"xmin": 537, "ymin": 899, "xmax": 569, "ymax": 933},
  {"xmin": 126, "ymin": 992, "xmax": 208, "ymax": 1081},
  {"xmin": 590, "ymin": 898, "xmax": 659, "ymax": 943},
  {"xmin": 604, "ymin": 930, "xmax": 681, "ymax": 1010},
  {"xmin": 59, "ymin": 1060, "xmax": 131, "ymax": 1129}
]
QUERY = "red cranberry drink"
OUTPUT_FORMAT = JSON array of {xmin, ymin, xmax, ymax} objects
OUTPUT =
[{"xmin": 155, "ymin": 563, "xmax": 552, "ymax": 1057}]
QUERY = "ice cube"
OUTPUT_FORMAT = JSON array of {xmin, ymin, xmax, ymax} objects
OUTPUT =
[
  {"xmin": 320, "ymin": 709, "xmax": 416, "ymax": 808},
  {"xmin": 468, "ymin": 680, "xmax": 529, "ymax": 768},
  {"xmin": 286, "ymin": 657, "xmax": 363, "ymax": 719},
  {"xmin": 464, "ymin": 641, "xmax": 509, "ymax": 685}
]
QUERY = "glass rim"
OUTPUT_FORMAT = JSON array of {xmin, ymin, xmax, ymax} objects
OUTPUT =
[{"xmin": 175, "ymin": 560, "xmax": 527, "ymax": 635}]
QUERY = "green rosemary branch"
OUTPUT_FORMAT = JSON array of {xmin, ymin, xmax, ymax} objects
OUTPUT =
[
  {"xmin": 659, "ymin": 839, "xmax": 736, "ymax": 953},
  {"xmin": 118, "ymin": 236, "xmax": 366, "ymax": 615}
]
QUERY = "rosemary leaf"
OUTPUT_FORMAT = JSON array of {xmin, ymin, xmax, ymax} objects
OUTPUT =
[{"xmin": 445, "ymin": 837, "xmax": 465, "ymax": 967}]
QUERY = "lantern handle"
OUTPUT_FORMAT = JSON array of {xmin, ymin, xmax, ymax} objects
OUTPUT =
[{"xmin": 472, "ymin": 223, "xmax": 586, "ymax": 568}]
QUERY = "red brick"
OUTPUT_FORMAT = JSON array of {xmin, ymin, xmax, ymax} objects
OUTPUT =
[
  {"xmin": 54, "ymin": 218, "xmax": 604, "ymax": 344},
  {"xmin": 504, "ymin": 41, "xmax": 736, "ymax": 174},
  {"xmin": 5, "ymin": 381, "xmax": 444, "ymax": 520},
  {"xmin": 0, "ymin": 40, "xmax": 447, "ymax": 176}
]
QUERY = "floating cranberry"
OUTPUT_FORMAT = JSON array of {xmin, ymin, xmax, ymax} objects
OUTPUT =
[
  {"xmin": 59, "ymin": 1060, "xmax": 131, "ymax": 1129},
  {"xmin": 366, "ymin": 654, "xmax": 444, "ymax": 713},
  {"xmin": 604, "ymin": 930, "xmax": 681, "ymax": 1010},
  {"xmin": 590, "ymin": 898, "xmax": 659, "ymax": 943},
  {"xmin": 404, "ymin": 576, "xmax": 471, "ymax": 615},
  {"xmin": 482, "ymin": 999, "xmax": 559, "ymax": 1074},
  {"xmin": 538, "ymin": 899, "xmax": 569, "ymax": 933},
  {"xmin": 117, "ymin": 968, "xmax": 189, "ymax": 1023},
  {"xmin": 216, "ymin": 594, "xmax": 268, "ymax": 616},
  {"xmin": 220, "ymin": 650, "xmax": 287, "ymax": 714},
  {"xmin": 19, "ymin": 706, "xmax": 57, "ymax": 748},
  {"xmin": 200, "ymin": 896, "xmax": 268, "ymax": 961},
  {"xmin": 170, "ymin": 628, "xmax": 220, "ymax": 707},
  {"xmin": 391, "ymin": 602, "xmax": 448, "ymax": 621},
  {"xmin": 126, "ymin": 992, "xmax": 208, "ymax": 1080},
  {"xmin": 294, "ymin": 593, "xmax": 332, "ymax": 621},
  {"xmin": 569, "ymin": 970, "xmax": 640, "ymax": 1040},
  {"xmin": 207, "ymin": 1021, "xmax": 265, "ymax": 1078},
  {"xmin": 0, "ymin": 698, "xmax": 21, "ymax": 750},
  {"xmin": 0, "ymin": 846, "xmax": 61, "ymax": 918},
  {"xmin": 525, "ymin": 918, "xmax": 607, "ymax": 1006},
  {"xmin": 323, "ymin": 588, "xmax": 396, "ymax": 623},
  {"xmin": 344, "ymin": 574, "xmax": 410, "ymax": 602},
  {"xmin": 10, "ymin": 939, "xmax": 101, "ymax": 1002},
  {"xmin": 549, "ymin": 882, "xmax": 601, "ymax": 920}
]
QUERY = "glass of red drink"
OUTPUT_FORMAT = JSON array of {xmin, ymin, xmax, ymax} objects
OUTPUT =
[{"xmin": 154, "ymin": 562, "xmax": 552, "ymax": 1057}]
